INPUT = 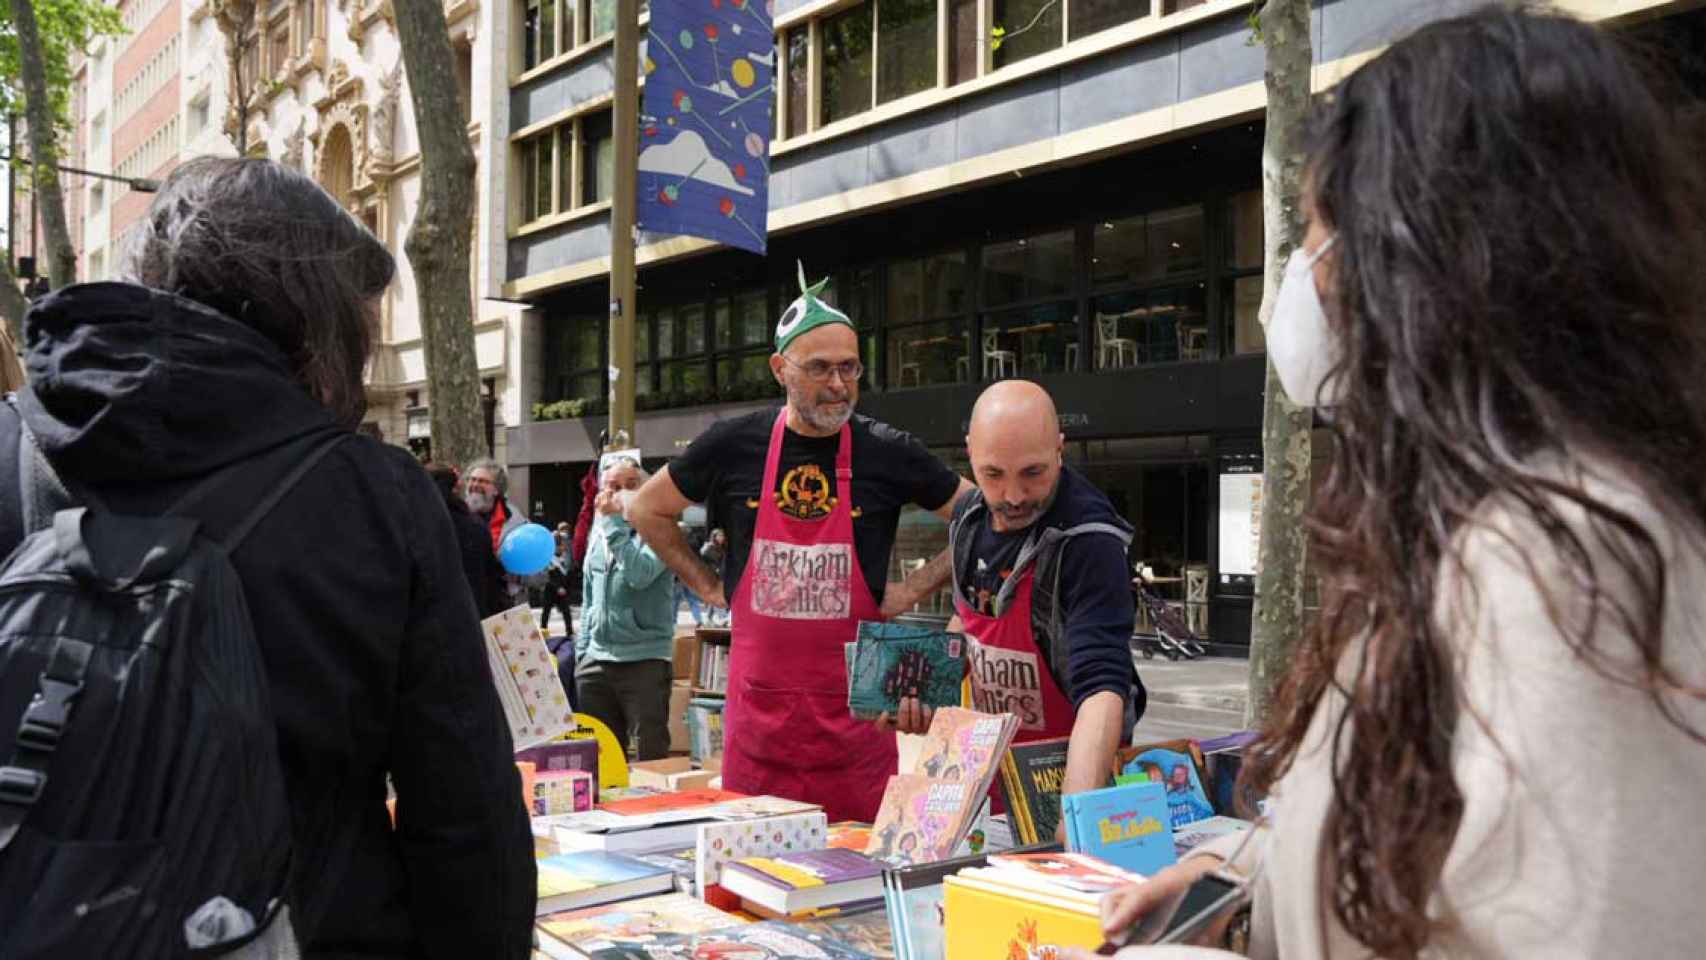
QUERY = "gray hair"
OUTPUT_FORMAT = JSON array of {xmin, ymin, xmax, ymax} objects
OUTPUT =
[
  {"xmin": 116, "ymin": 157, "xmax": 394, "ymax": 427},
  {"xmin": 465, "ymin": 457, "xmax": 508, "ymax": 494},
  {"xmin": 600, "ymin": 456, "xmax": 647, "ymax": 483}
]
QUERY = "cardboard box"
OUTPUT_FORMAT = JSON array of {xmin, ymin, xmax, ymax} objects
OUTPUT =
[
  {"xmin": 668, "ymin": 680, "xmax": 692, "ymax": 753},
  {"xmin": 628, "ymin": 756, "xmax": 719, "ymax": 792},
  {"xmin": 672, "ymin": 634, "xmax": 696, "ymax": 681}
]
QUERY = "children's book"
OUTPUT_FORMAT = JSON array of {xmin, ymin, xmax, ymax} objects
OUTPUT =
[
  {"xmin": 845, "ymin": 621, "xmax": 967, "ymax": 720},
  {"xmin": 535, "ymin": 851, "xmax": 676, "ymax": 915},
  {"xmin": 941, "ymin": 872, "xmax": 1104, "ymax": 960},
  {"xmin": 788, "ymin": 907, "xmax": 896, "ymax": 960},
  {"xmin": 482, "ymin": 605, "xmax": 576, "ymax": 750},
  {"xmin": 600, "ymin": 789, "xmax": 749, "ymax": 818},
  {"xmin": 533, "ymin": 769, "xmax": 595, "ymax": 816},
  {"xmin": 579, "ymin": 919, "xmax": 876, "ymax": 959},
  {"xmin": 534, "ymin": 892, "xmax": 743, "ymax": 959},
  {"xmin": 977, "ymin": 851, "xmax": 1146, "ymax": 899},
  {"xmin": 864, "ymin": 774, "xmax": 977, "ymax": 867},
  {"xmin": 912, "ymin": 707, "xmax": 1015, "ymax": 789},
  {"xmin": 695, "ymin": 811, "xmax": 829, "ymax": 897},
  {"xmin": 996, "ymin": 736, "xmax": 1070, "ymax": 845},
  {"xmin": 1115, "ymin": 739, "xmax": 1216, "ymax": 829},
  {"xmin": 716, "ymin": 850, "xmax": 887, "ymax": 919},
  {"xmin": 1061, "ymin": 780, "xmax": 1177, "ymax": 877},
  {"xmin": 826, "ymin": 821, "xmax": 873, "ymax": 851},
  {"xmin": 880, "ymin": 848, "xmax": 1015, "ymax": 960}
]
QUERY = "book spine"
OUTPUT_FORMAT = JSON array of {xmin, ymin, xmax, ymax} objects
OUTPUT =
[{"xmin": 998, "ymin": 753, "xmax": 1037, "ymax": 846}]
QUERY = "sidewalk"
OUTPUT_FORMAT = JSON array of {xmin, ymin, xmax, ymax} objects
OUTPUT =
[{"xmin": 1130, "ymin": 654, "xmax": 1250, "ymax": 743}]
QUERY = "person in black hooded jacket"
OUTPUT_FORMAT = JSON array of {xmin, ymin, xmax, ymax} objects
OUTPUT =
[
  {"xmin": 426, "ymin": 461, "xmax": 508, "ymax": 617},
  {"xmin": 0, "ymin": 158, "xmax": 534, "ymax": 957}
]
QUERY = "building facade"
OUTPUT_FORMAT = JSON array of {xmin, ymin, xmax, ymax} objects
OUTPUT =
[{"xmin": 494, "ymin": 0, "xmax": 1704, "ymax": 650}]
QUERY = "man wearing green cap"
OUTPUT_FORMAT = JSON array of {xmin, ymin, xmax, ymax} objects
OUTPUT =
[{"xmin": 628, "ymin": 265, "xmax": 973, "ymax": 821}]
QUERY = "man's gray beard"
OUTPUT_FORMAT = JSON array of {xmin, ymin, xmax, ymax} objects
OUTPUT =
[
  {"xmin": 788, "ymin": 383, "xmax": 853, "ymax": 433},
  {"xmin": 466, "ymin": 490, "xmax": 494, "ymax": 514}
]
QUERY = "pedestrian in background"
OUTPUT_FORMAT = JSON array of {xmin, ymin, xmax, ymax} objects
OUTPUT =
[
  {"xmin": 699, "ymin": 528, "xmax": 729, "ymax": 625},
  {"xmin": 1076, "ymin": 8, "xmax": 1706, "ymax": 958},
  {"xmin": 577, "ymin": 457, "xmax": 676, "ymax": 760},
  {"xmin": 464, "ymin": 457, "xmax": 531, "ymax": 609},
  {"xmin": 426, "ymin": 462, "xmax": 507, "ymax": 617}
]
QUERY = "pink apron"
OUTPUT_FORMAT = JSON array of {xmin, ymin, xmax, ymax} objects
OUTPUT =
[{"xmin": 721, "ymin": 409, "xmax": 895, "ymax": 822}]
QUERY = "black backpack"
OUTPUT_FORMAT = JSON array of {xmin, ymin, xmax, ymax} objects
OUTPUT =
[{"xmin": 0, "ymin": 408, "xmax": 346, "ymax": 958}]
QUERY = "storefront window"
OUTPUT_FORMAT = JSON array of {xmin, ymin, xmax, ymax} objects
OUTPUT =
[
  {"xmin": 1227, "ymin": 276, "xmax": 1264, "ymax": 354},
  {"xmin": 889, "ymin": 250, "xmax": 970, "ymax": 322},
  {"xmin": 785, "ymin": 29, "xmax": 809, "ymax": 138},
  {"xmin": 887, "ymin": 318, "xmax": 971, "ymax": 388},
  {"xmin": 948, "ymin": 0, "xmax": 979, "ymax": 85},
  {"xmin": 1228, "ymin": 189, "xmax": 1262, "ymax": 270},
  {"xmin": 983, "ymin": 230, "xmax": 1075, "ymax": 306},
  {"xmin": 993, "ymin": 0, "xmax": 1063, "ymax": 70},
  {"xmin": 822, "ymin": 2, "xmax": 875, "ymax": 125},
  {"xmin": 984, "ymin": 302, "xmax": 1079, "ymax": 376},
  {"xmin": 581, "ymin": 111, "xmax": 614, "ymax": 206},
  {"xmin": 1070, "ymin": 0, "xmax": 1149, "ymax": 40},
  {"xmin": 716, "ymin": 351, "xmax": 775, "ymax": 400},
  {"xmin": 549, "ymin": 317, "xmax": 603, "ymax": 400},
  {"xmin": 878, "ymin": 0, "xmax": 938, "ymax": 104},
  {"xmin": 1090, "ymin": 285, "xmax": 1209, "ymax": 368},
  {"xmin": 1225, "ymin": 189, "xmax": 1264, "ymax": 354},
  {"xmin": 1092, "ymin": 205, "xmax": 1206, "ymax": 286}
]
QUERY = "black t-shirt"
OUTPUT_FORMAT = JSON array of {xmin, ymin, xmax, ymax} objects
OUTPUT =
[
  {"xmin": 961, "ymin": 522, "xmax": 1029, "ymax": 616},
  {"xmin": 669, "ymin": 408, "xmax": 963, "ymax": 602}
]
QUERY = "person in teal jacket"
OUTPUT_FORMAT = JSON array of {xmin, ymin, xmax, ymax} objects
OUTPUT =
[{"xmin": 577, "ymin": 456, "xmax": 678, "ymax": 760}]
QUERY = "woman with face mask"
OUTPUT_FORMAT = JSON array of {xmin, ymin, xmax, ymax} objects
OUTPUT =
[{"xmin": 1069, "ymin": 8, "xmax": 1706, "ymax": 959}]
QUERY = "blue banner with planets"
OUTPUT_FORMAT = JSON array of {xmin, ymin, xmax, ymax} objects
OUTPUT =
[{"xmin": 637, "ymin": 0, "xmax": 774, "ymax": 254}]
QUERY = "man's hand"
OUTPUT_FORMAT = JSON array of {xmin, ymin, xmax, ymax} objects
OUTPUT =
[
  {"xmin": 594, "ymin": 489, "xmax": 625, "ymax": 516},
  {"xmin": 873, "ymin": 696, "xmax": 933, "ymax": 735},
  {"xmin": 694, "ymin": 579, "xmax": 727, "ymax": 609}
]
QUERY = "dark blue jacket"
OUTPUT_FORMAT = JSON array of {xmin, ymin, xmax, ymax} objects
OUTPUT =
[{"xmin": 0, "ymin": 284, "xmax": 534, "ymax": 959}]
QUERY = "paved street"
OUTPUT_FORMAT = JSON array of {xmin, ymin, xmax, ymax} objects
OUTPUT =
[{"xmin": 1131, "ymin": 654, "xmax": 1251, "ymax": 743}]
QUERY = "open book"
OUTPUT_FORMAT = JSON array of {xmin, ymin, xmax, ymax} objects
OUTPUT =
[{"xmin": 483, "ymin": 604, "xmax": 575, "ymax": 750}]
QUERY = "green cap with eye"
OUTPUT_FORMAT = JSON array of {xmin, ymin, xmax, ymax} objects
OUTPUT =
[{"xmin": 775, "ymin": 261, "xmax": 854, "ymax": 355}]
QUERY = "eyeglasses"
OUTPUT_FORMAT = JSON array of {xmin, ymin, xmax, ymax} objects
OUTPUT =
[{"xmin": 781, "ymin": 355, "xmax": 864, "ymax": 383}]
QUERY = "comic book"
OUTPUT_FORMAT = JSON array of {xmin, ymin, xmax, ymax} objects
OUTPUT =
[{"xmin": 845, "ymin": 622, "xmax": 966, "ymax": 720}]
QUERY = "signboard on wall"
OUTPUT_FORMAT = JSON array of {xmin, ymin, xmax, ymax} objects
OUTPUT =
[{"xmin": 1218, "ymin": 468, "xmax": 1263, "ymax": 579}]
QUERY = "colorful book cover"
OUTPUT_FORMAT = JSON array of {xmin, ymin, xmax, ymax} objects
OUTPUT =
[
  {"xmin": 722, "ymin": 849, "xmax": 883, "ymax": 892},
  {"xmin": 846, "ymin": 621, "xmax": 967, "ymax": 720},
  {"xmin": 710, "ymin": 795, "xmax": 822, "ymax": 820},
  {"xmin": 1171, "ymin": 815, "xmax": 1252, "ymax": 859},
  {"xmin": 827, "ymin": 821, "xmax": 873, "ymax": 851},
  {"xmin": 941, "ymin": 876, "xmax": 1103, "ymax": 960},
  {"xmin": 980, "ymin": 851, "xmax": 1145, "ymax": 896},
  {"xmin": 600, "ymin": 788, "xmax": 748, "ymax": 818},
  {"xmin": 633, "ymin": 848, "xmax": 698, "ymax": 892},
  {"xmin": 913, "ymin": 708, "xmax": 1016, "ymax": 789},
  {"xmin": 1061, "ymin": 780, "xmax": 1177, "ymax": 877},
  {"xmin": 536, "ymin": 892, "xmax": 743, "ymax": 953},
  {"xmin": 997, "ymin": 737, "xmax": 1070, "ymax": 846},
  {"xmin": 789, "ymin": 908, "xmax": 896, "ymax": 959},
  {"xmin": 865, "ymin": 775, "xmax": 976, "ymax": 867},
  {"xmin": 533, "ymin": 769, "xmax": 595, "ymax": 816},
  {"xmin": 883, "ymin": 850, "xmax": 998, "ymax": 960},
  {"xmin": 696, "ymin": 811, "xmax": 829, "ymax": 895},
  {"xmin": 482, "ymin": 604, "xmax": 576, "ymax": 750},
  {"xmin": 582, "ymin": 919, "xmax": 876, "ymax": 959},
  {"xmin": 1115, "ymin": 741, "xmax": 1216, "ymax": 829},
  {"xmin": 539, "ymin": 851, "xmax": 674, "ymax": 888}
]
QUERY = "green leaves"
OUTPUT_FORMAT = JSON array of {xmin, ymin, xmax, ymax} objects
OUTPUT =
[{"xmin": 0, "ymin": 0, "xmax": 126, "ymax": 130}]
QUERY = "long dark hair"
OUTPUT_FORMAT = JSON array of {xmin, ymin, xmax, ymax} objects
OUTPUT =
[
  {"xmin": 1241, "ymin": 7, "xmax": 1706, "ymax": 957},
  {"xmin": 117, "ymin": 157, "xmax": 394, "ymax": 425}
]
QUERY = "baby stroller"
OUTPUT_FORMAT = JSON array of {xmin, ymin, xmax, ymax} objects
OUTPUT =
[{"xmin": 1132, "ymin": 565, "xmax": 1207, "ymax": 661}]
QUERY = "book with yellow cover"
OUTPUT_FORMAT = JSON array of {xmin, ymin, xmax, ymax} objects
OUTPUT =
[{"xmin": 942, "ymin": 874, "xmax": 1103, "ymax": 960}]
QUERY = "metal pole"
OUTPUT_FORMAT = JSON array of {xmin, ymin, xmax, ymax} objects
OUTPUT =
[
  {"xmin": 606, "ymin": 0, "xmax": 639, "ymax": 451},
  {"xmin": 6, "ymin": 115, "xmax": 14, "ymax": 274}
]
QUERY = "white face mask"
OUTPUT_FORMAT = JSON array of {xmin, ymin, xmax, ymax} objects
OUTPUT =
[{"xmin": 1266, "ymin": 234, "xmax": 1341, "ymax": 407}]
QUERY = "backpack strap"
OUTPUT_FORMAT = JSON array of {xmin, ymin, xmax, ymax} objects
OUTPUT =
[
  {"xmin": 163, "ymin": 429, "xmax": 349, "ymax": 554},
  {"xmin": 0, "ymin": 637, "xmax": 93, "ymax": 851}
]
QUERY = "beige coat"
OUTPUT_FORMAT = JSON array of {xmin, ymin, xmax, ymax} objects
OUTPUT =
[{"xmin": 1127, "ymin": 460, "xmax": 1706, "ymax": 959}]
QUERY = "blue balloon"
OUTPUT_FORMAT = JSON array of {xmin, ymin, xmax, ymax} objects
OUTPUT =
[{"xmin": 499, "ymin": 523, "xmax": 554, "ymax": 576}]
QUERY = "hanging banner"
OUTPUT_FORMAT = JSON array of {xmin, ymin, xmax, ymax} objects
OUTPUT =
[{"xmin": 636, "ymin": 0, "xmax": 775, "ymax": 254}]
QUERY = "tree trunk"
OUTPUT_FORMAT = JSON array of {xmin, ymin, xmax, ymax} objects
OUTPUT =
[
  {"xmin": 0, "ymin": 252, "xmax": 31, "ymax": 347},
  {"xmin": 392, "ymin": 0, "xmax": 485, "ymax": 470},
  {"xmin": 1246, "ymin": 0, "xmax": 1314, "ymax": 729},
  {"xmin": 10, "ymin": 0, "xmax": 77, "ymax": 290}
]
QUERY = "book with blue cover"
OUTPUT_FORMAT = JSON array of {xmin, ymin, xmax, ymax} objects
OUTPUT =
[
  {"xmin": 846, "ymin": 621, "xmax": 966, "ymax": 720},
  {"xmin": 1060, "ymin": 780, "xmax": 1177, "ymax": 878},
  {"xmin": 535, "ymin": 850, "xmax": 676, "ymax": 915},
  {"xmin": 1116, "ymin": 741, "xmax": 1217, "ymax": 830}
]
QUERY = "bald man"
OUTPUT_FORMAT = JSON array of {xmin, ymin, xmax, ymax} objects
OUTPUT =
[{"xmin": 935, "ymin": 380, "xmax": 1143, "ymax": 827}]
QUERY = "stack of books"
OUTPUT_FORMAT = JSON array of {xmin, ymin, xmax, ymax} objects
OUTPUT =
[
  {"xmin": 535, "ymin": 851, "xmax": 677, "ymax": 916},
  {"xmin": 942, "ymin": 852, "xmax": 1147, "ymax": 960},
  {"xmin": 696, "ymin": 643, "xmax": 729, "ymax": 693},
  {"xmin": 719, "ymin": 848, "xmax": 887, "ymax": 918},
  {"xmin": 865, "ymin": 708, "xmax": 1018, "ymax": 866},
  {"xmin": 538, "ymin": 791, "xmax": 819, "ymax": 857},
  {"xmin": 535, "ymin": 892, "xmax": 743, "ymax": 959},
  {"xmin": 1060, "ymin": 779, "xmax": 1178, "ymax": 876},
  {"xmin": 996, "ymin": 736, "xmax": 1070, "ymax": 846}
]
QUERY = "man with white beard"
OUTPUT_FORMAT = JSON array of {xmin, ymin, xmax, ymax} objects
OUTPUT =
[
  {"xmin": 465, "ymin": 458, "xmax": 531, "ymax": 608},
  {"xmin": 627, "ymin": 264, "xmax": 973, "ymax": 822}
]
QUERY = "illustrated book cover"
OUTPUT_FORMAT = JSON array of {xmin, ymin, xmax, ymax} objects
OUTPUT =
[
  {"xmin": 719, "ymin": 849, "xmax": 885, "ymax": 915},
  {"xmin": 482, "ymin": 604, "xmax": 576, "ymax": 750},
  {"xmin": 534, "ymin": 892, "xmax": 743, "ymax": 958},
  {"xmin": 996, "ymin": 736, "xmax": 1070, "ymax": 846},
  {"xmin": 1061, "ymin": 780, "xmax": 1177, "ymax": 877},
  {"xmin": 864, "ymin": 774, "xmax": 977, "ymax": 867},
  {"xmin": 579, "ymin": 919, "xmax": 875, "ymax": 959},
  {"xmin": 1115, "ymin": 739, "xmax": 1216, "ymax": 829},
  {"xmin": 695, "ymin": 811, "xmax": 829, "ymax": 896},
  {"xmin": 845, "ymin": 621, "xmax": 967, "ymax": 720},
  {"xmin": 789, "ymin": 906, "xmax": 896, "ymax": 960},
  {"xmin": 535, "ymin": 851, "xmax": 676, "ymax": 915}
]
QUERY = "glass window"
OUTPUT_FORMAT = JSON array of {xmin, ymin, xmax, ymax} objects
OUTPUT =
[
  {"xmin": 656, "ymin": 308, "xmax": 677, "ymax": 359},
  {"xmin": 985, "ymin": 302, "xmax": 1079, "ymax": 377},
  {"xmin": 983, "ymin": 230, "xmax": 1075, "ymax": 306},
  {"xmin": 713, "ymin": 300, "xmax": 733, "ymax": 350},
  {"xmin": 561, "ymin": 370, "xmax": 602, "ymax": 401},
  {"xmin": 523, "ymin": 0, "xmax": 541, "ymax": 69},
  {"xmin": 785, "ymin": 30, "xmax": 809, "ymax": 138},
  {"xmin": 636, "ymin": 364, "xmax": 655, "ymax": 397},
  {"xmin": 1093, "ymin": 205, "xmax": 1205, "ymax": 286},
  {"xmin": 540, "ymin": 0, "xmax": 557, "ymax": 60},
  {"xmin": 717, "ymin": 351, "xmax": 775, "ymax": 399},
  {"xmin": 270, "ymin": 22, "xmax": 290, "ymax": 74},
  {"xmin": 521, "ymin": 134, "xmax": 553, "ymax": 221},
  {"xmin": 561, "ymin": 318, "xmax": 601, "ymax": 371},
  {"xmin": 889, "ymin": 251, "xmax": 970, "ymax": 323},
  {"xmin": 993, "ymin": 0, "xmax": 1062, "ymax": 70},
  {"xmin": 1069, "ymin": 0, "xmax": 1147, "ymax": 40},
  {"xmin": 836, "ymin": 267, "xmax": 880, "ymax": 327},
  {"xmin": 735, "ymin": 288, "xmax": 769, "ymax": 346},
  {"xmin": 887, "ymin": 318, "xmax": 972, "ymax": 388},
  {"xmin": 1227, "ymin": 276, "xmax": 1264, "ymax": 354},
  {"xmin": 662, "ymin": 359, "xmax": 711, "ymax": 397},
  {"xmin": 878, "ymin": 0, "xmax": 936, "ymax": 105},
  {"xmin": 822, "ymin": 2, "xmax": 874, "ymax": 126},
  {"xmin": 582, "ymin": 111, "xmax": 614, "ymax": 206},
  {"xmin": 557, "ymin": 126, "xmax": 574, "ymax": 213},
  {"xmin": 1228, "ymin": 189, "xmax": 1262, "ymax": 271},
  {"xmin": 637, "ymin": 312, "xmax": 654, "ymax": 363},
  {"xmin": 590, "ymin": 0, "xmax": 615, "ymax": 38},
  {"xmin": 1090, "ymin": 284, "xmax": 1209, "ymax": 369},
  {"xmin": 680, "ymin": 303, "xmax": 706, "ymax": 356},
  {"xmin": 949, "ymin": 0, "xmax": 979, "ymax": 85}
]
